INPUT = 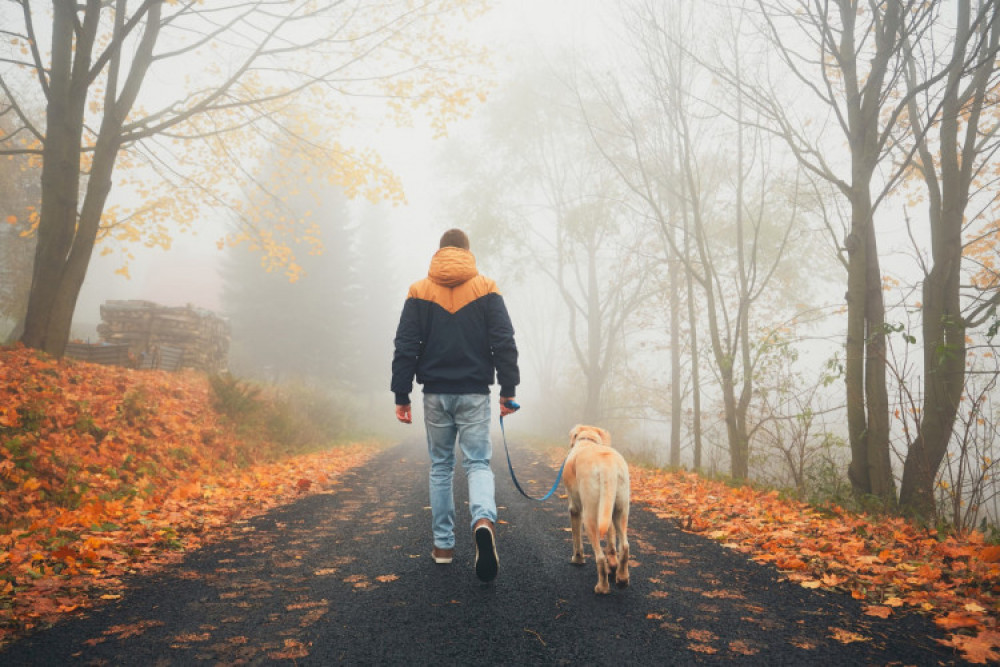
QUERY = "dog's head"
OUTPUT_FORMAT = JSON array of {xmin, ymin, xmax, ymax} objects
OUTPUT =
[{"xmin": 569, "ymin": 424, "xmax": 611, "ymax": 448}]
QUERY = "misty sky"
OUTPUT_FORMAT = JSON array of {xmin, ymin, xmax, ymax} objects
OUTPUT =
[{"xmin": 70, "ymin": 0, "xmax": 613, "ymax": 337}]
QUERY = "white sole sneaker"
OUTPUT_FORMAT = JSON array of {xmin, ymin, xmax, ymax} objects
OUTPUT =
[{"xmin": 431, "ymin": 549, "xmax": 454, "ymax": 564}]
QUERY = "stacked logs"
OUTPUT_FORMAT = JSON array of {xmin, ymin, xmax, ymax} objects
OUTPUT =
[{"xmin": 95, "ymin": 300, "xmax": 229, "ymax": 373}]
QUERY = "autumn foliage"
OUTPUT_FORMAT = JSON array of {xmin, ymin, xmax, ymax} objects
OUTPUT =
[
  {"xmin": 5, "ymin": 341, "xmax": 1000, "ymax": 662},
  {"xmin": 0, "ymin": 345, "xmax": 377, "ymax": 647},
  {"xmin": 630, "ymin": 467, "xmax": 1000, "ymax": 663}
]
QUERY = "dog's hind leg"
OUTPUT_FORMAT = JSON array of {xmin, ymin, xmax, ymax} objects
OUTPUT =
[
  {"xmin": 604, "ymin": 523, "xmax": 618, "ymax": 572},
  {"xmin": 613, "ymin": 496, "xmax": 630, "ymax": 588},
  {"xmin": 584, "ymin": 513, "xmax": 611, "ymax": 594},
  {"xmin": 569, "ymin": 502, "xmax": 585, "ymax": 565}
]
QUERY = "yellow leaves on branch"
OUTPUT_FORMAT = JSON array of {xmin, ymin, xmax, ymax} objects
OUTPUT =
[
  {"xmin": 64, "ymin": 0, "xmax": 492, "ymax": 281},
  {"xmin": 3, "ymin": 207, "xmax": 39, "ymax": 239},
  {"xmin": 966, "ymin": 221, "xmax": 1000, "ymax": 291}
]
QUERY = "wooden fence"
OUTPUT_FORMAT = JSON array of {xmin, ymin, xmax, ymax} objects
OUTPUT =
[{"xmin": 64, "ymin": 342, "xmax": 132, "ymax": 367}]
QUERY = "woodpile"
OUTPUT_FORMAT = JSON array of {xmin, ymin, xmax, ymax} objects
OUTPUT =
[{"xmin": 95, "ymin": 300, "xmax": 230, "ymax": 373}]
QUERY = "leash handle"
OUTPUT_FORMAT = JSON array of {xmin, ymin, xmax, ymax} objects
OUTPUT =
[{"xmin": 500, "ymin": 410, "xmax": 567, "ymax": 502}]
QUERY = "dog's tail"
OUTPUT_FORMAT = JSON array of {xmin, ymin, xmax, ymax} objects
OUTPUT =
[{"xmin": 597, "ymin": 466, "xmax": 617, "ymax": 543}]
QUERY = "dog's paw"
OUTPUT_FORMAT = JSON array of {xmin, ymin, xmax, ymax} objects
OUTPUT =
[
  {"xmin": 594, "ymin": 583, "xmax": 611, "ymax": 594},
  {"xmin": 570, "ymin": 554, "xmax": 586, "ymax": 566},
  {"xmin": 616, "ymin": 576, "xmax": 630, "ymax": 588}
]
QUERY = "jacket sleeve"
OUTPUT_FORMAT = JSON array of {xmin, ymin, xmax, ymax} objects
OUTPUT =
[
  {"xmin": 486, "ymin": 293, "xmax": 519, "ymax": 397},
  {"xmin": 391, "ymin": 298, "xmax": 422, "ymax": 405}
]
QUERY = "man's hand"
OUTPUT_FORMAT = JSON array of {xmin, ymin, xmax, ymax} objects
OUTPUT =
[
  {"xmin": 395, "ymin": 404, "xmax": 412, "ymax": 424},
  {"xmin": 499, "ymin": 397, "xmax": 519, "ymax": 417}
]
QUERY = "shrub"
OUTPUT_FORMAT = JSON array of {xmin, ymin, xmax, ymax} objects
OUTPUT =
[{"xmin": 208, "ymin": 374, "xmax": 356, "ymax": 460}]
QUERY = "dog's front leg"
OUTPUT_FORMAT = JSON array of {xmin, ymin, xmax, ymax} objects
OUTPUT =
[{"xmin": 569, "ymin": 503, "xmax": 585, "ymax": 565}]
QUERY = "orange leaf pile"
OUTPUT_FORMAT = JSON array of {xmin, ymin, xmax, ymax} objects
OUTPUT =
[
  {"xmin": 631, "ymin": 467, "xmax": 1000, "ymax": 664},
  {"xmin": 0, "ymin": 345, "xmax": 379, "ymax": 647}
]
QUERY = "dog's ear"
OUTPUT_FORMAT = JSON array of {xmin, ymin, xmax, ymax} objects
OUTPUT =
[
  {"xmin": 598, "ymin": 427, "xmax": 612, "ymax": 446},
  {"xmin": 569, "ymin": 424, "xmax": 582, "ymax": 447}
]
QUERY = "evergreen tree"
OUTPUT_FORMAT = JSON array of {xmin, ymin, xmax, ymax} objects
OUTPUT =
[{"xmin": 222, "ymin": 183, "xmax": 357, "ymax": 386}]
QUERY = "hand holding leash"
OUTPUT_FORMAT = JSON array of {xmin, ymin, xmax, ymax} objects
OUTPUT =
[{"xmin": 500, "ymin": 397, "xmax": 520, "ymax": 417}]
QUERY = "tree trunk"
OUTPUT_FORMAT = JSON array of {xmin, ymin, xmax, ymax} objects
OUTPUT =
[
  {"xmin": 584, "ymin": 243, "xmax": 604, "ymax": 420},
  {"xmin": 721, "ymin": 367, "xmax": 748, "ymax": 479},
  {"xmin": 844, "ymin": 187, "xmax": 895, "ymax": 501},
  {"xmin": 899, "ymin": 254, "xmax": 964, "ymax": 516},
  {"xmin": 20, "ymin": 0, "xmax": 160, "ymax": 358},
  {"xmin": 863, "ymin": 217, "xmax": 895, "ymax": 500},
  {"xmin": 838, "ymin": 0, "xmax": 900, "ymax": 504},
  {"xmin": 669, "ymin": 251, "xmax": 682, "ymax": 467},
  {"xmin": 897, "ymin": 0, "xmax": 998, "ymax": 518},
  {"xmin": 844, "ymin": 224, "xmax": 870, "ymax": 494},
  {"xmin": 21, "ymin": 3, "xmax": 91, "ymax": 355},
  {"xmin": 897, "ymin": 10, "xmax": 974, "ymax": 516},
  {"xmin": 687, "ymin": 256, "xmax": 703, "ymax": 470}
]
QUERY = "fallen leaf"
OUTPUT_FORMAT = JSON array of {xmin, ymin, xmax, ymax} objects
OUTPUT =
[
  {"xmin": 689, "ymin": 644, "xmax": 718, "ymax": 654},
  {"xmin": 978, "ymin": 545, "xmax": 1000, "ymax": 563},
  {"xmin": 863, "ymin": 605, "xmax": 892, "ymax": 618},
  {"xmin": 937, "ymin": 629, "xmax": 1000, "ymax": 664},
  {"xmin": 830, "ymin": 627, "xmax": 870, "ymax": 644},
  {"xmin": 687, "ymin": 629, "xmax": 718, "ymax": 642},
  {"xmin": 934, "ymin": 611, "xmax": 981, "ymax": 630},
  {"xmin": 269, "ymin": 638, "xmax": 309, "ymax": 660},
  {"xmin": 286, "ymin": 600, "xmax": 328, "ymax": 611},
  {"xmin": 728, "ymin": 639, "xmax": 760, "ymax": 656}
]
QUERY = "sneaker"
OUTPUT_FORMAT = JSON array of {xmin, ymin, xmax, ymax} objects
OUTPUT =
[
  {"xmin": 473, "ymin": 518, "xmax": 498, "ymax": 582},
  {"xmin": 431, "ymin": 547, "xmax": 454, "ymax": 564}
]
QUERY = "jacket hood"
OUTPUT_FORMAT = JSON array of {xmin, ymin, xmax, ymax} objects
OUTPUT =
[{"xmin": 428, "ymin": 247, "xmax": 478, "ymax": 288}]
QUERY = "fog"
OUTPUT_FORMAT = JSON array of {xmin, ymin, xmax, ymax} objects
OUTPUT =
[
  {"xmin": 67, "ymin": 0, "xmax": 621, "ymax": 443},
  {"xmin": 55, "ymin": 0, "xmax": 875, "ymax": 459},
  {"xmin": 6, "ymin": 0, "xmax": 997, "ymax": 519}
]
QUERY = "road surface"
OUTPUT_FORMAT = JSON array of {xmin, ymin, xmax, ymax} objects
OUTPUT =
[{"xmin": 1, "ymin": 439, "xmax": 966, "ymax": 665}]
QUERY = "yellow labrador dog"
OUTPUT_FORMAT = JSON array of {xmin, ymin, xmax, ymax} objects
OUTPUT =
[{"xmin": 563, "ymin": 424, "xmax": 630, "ymax": 594}]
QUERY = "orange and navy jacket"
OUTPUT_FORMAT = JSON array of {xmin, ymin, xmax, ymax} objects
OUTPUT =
[{"xmin": 392, "ymin": 247, "xmax": 519, "ymax": 405}]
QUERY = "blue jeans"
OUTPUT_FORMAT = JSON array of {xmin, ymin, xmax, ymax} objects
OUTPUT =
[{"xmin": 423, "ymin": 393, "xmax": 496, "ymax": 549}]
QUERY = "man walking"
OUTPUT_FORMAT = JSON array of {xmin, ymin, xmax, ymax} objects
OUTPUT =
[{"xmin": 392, "ymin": 228, "xmax": 520, "ymax": 582}]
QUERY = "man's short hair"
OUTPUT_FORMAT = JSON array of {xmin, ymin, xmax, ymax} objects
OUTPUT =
[{"xmin": 439, "ymin": 228, "xmax": 470, "ymax": 250}]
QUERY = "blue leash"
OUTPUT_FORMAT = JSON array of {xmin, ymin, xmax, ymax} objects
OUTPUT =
[{"xmin": 499, "ymin": 401, "xmax": 568, "ymax": 502}]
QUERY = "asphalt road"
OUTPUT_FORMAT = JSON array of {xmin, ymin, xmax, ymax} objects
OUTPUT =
[{"xmin": 0, "ymin": 439, "xmax": 969, "ymax": 665}]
